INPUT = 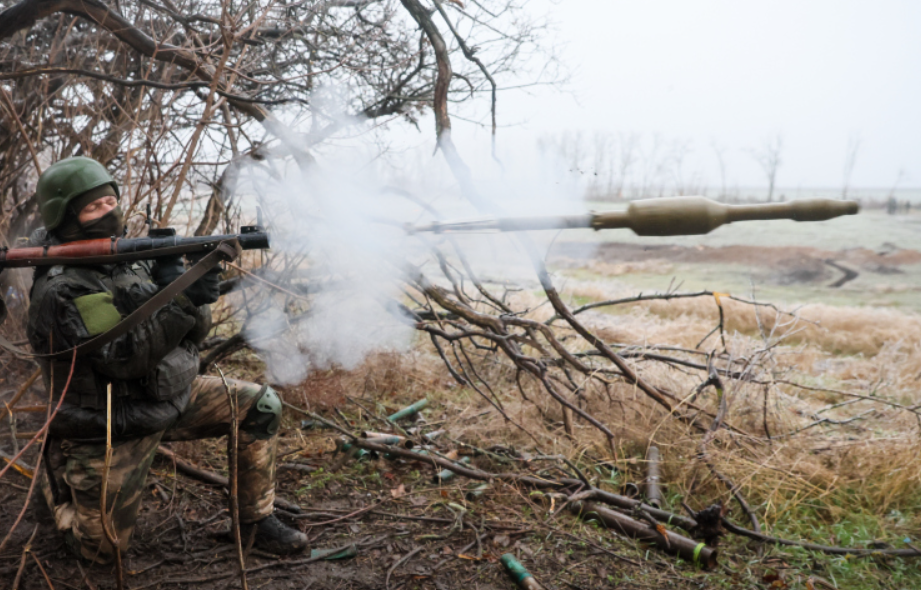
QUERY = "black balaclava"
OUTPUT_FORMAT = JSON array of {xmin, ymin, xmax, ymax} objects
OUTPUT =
[{"xmin": 54, "ymin": 184, "xmax": 125, "ymax": 242}]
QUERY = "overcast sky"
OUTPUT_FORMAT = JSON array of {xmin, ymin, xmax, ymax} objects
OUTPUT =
[{"xmin": 445, "ymin": 0, "xmax": 920, "ymax": 190}]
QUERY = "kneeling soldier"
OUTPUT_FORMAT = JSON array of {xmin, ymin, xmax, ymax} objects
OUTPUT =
[{"xmin": 28, "ymin": 156, "xmax": 307, "ymax": 563}]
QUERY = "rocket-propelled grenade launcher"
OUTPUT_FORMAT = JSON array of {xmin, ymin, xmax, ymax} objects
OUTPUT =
[
  {"xmin": 0, "ymin": 225, "xmax": 269, "ymax": 270},
  {"xmin": 407, "ymin": 197, "xmax": 859, "ymax": 236}
]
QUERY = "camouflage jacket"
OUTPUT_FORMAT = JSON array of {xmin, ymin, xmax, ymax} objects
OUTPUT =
[{"xmin": 26, "ymin": 229, "xmax": 211, "ymax": 441}]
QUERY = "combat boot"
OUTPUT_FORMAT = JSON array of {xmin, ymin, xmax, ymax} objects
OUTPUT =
[{"xmin": 239, "ymin": 514, "xmax": 308, "ymax": 555}]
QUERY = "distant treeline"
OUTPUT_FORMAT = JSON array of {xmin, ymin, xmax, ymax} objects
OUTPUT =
[{"xmin": 537, "ymin": 131, "xmax": 917, "ymax": 208}]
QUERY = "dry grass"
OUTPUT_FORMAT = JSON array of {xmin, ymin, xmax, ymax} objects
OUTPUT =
[
  {"xmin": 275, "ymin": 284, "xmax": 921, "ymax": 550},
  {"xmin": 203, "ymin": 247, "xmax": 921, "ymax": 588},
  {"xmin": 577, "ymin": 258, "xmax": 675, "ymax": 277},
  {"xmin": 567, "ymin": 280, "xmax": 921, "ymax": 354}
]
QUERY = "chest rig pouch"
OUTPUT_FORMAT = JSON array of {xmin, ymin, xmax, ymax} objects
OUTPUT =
[
  {"xmin": 143, "ymin": 340, "xmax": 199, "ymax": 402},
  {"xmin": 108, "ymin": 262, "xmax": 200, "ymax": 403},
  {"xmin": 32, "ymin": 264, "xmax": 111, "ymax": 410},
  {"xmin": 36, "ymin": 262, "xmax": 199, "ymax": 407}
]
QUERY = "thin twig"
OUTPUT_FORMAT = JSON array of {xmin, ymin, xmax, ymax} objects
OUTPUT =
[
  {"xmin": 100, "ymin": 384, "xmax": 125, "ymax": 589},
  {"xmin": 30, "ymin": 552, "xmax": 55, "ymax": 590},
  {"xmin": 0, "ymin": 350, "xmax": 77, "ymax": 555},
  {"xmin": 721, "ymin": 518, "xmax": 921, "ymax": 557},
  {"xmin": 0, "ymin": 368, "xmax": 41, "ymax": 423},
  {"xmin": 217, "ymin": 365, "xmax": 249, "ymax": 590},
  {"xmin": 695, "ymin": 369, "xmax": 761, "ymax": 533},
  {"xmin": 386, "ymin": 545, "xmax": 423, "ymax": 590},
  {"xmin": 777, "ymin": 380, "xmax": 921, "ymax": 416},
  {"xmin": 10, "ymin": 524, "xmax": 38, "ymax": 590}
]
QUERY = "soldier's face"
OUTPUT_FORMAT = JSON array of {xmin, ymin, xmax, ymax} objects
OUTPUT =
[{"xmin": 78, "ymin": 195, "xmax": 118, "ymax": 224}]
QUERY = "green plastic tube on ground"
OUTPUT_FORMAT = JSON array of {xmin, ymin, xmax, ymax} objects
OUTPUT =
[
  {"xmin": 337, "ymin": 440, "xmax": 373, "ymax": 460},
  {"xmin": 387, "ymin": 398, "xmax": 428, "ymax": 422},
  {"xmin": 500, "ymin": 554, "xmax": 544, "ymax": 590},
  {"xmin": 310, "ymin": 544, "xmax": 358, "ymax": 560}
]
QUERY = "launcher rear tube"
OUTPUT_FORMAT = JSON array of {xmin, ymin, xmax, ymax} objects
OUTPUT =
[{"xmin": 0, "ymin": 231, "xmax": 269, "ymax": 269}]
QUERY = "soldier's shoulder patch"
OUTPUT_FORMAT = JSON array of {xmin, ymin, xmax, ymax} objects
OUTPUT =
[
  {"xmin": 47, "ymin": 265, "xmax": 66, "ymax": 278},
  {"xmin": 73, "ymin": 292, "xmax": 122, "ymax": 336}
]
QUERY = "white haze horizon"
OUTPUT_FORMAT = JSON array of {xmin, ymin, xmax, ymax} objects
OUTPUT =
[{"xmin": 382, "ymin": 0, "xmax": 920, "ymax": 192}]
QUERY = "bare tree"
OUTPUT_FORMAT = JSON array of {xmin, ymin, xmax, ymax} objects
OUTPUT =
[
  {"xmin": 842, "ymin": 133, "xmax": 861, "ymax": 200},
  {"xmin": 638, "ymin": 133, "xmax": 668, "ymax": 198},
  {"xmin": 668, "ymin": 138, "xmax": 704, "ymax": 196},
  {"xmin": 0, "ymin": 0, "xmax": 551, "ymax": 242},
  {"xmin": 711, "ymin": 140, "xmax": 727, "ymax": 201},
  {"xmin": 748, "ymin": 135, "xmax": 783, "ymax": 202},
  {"xmin": 591, "ymin": 131, "xmax": 614, "ymax": 199},
  {"xmin": 543, "ymin": 131, "xmax": 712, "ymax": 200},
  {"xmin": 615, "ymin": 132, "xmax": 637, "ymax": 200}
]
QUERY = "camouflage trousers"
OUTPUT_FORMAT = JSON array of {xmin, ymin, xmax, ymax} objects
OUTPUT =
[{"xmin": 41, "ymin": 376, "xmax": 278, "ymax": 564}]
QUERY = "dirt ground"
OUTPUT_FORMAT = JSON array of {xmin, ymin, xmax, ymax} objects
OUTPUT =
[{"xmin": 0, "ymin": 360, "xmax": 734, "ymax": 590}]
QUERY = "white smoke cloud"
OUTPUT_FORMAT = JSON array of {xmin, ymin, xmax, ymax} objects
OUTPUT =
[
  {"xmin": 230, "ymin": 93, "xmax": 590, "ymax": 385},
  {"xmin": 235, "ymin": 145, "xmax": 423, "ymax": 385}
]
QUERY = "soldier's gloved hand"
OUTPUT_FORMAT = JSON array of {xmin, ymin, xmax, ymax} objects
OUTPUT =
[
  {"xmin": 184, "ymin": 265, "xmax": 222, "ymax": 306},
  {"xmin": 152, "ymin": 255, "xmax": 185, "ymax": 287}
]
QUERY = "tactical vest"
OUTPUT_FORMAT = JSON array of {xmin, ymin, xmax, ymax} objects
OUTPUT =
[{"xmin": 30, "ymin": 262, "xmax": 199, "ymax": 440}]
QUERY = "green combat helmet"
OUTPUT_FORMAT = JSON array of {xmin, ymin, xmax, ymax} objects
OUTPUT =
[{"xmin": 35, "ymin": 156, "xmax": 120, "ymax": 231}]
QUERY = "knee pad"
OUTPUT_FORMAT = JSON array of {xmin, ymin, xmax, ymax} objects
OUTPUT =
[{"xmin": 240, "ymin": 385, "xmax": 281, "ymax": 439}]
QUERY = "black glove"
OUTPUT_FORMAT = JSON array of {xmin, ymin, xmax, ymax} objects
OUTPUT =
[
  {"xmin": 151, "ymin": 255, "xmax": 185, "ymax": 288},
  {"xmin": 184, "ymin": 265, "xmax": 222, "ymax": 306}
]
